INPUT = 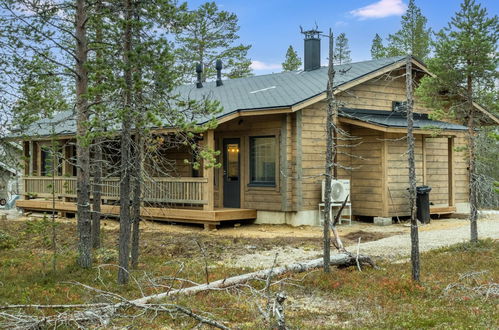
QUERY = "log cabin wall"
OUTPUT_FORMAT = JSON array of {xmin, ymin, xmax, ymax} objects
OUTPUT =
[
  {"xmin": 349, "ymin": 127, "xmax": 384, "ymax": 216},
  {"xmin": 213, "ymin": 114, "xmax": 284, "ymax": 211}
]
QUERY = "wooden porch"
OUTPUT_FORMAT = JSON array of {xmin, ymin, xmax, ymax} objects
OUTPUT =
[
  {"xmin": 19, "ymin": 175, "xmax": 257, "ymax": 228},
  {"xmin": 16, "ymin": 200, "xmax": 256, "ymax": 229}
]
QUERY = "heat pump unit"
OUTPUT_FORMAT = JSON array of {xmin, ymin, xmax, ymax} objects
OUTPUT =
[{"xmin": 322, "ymin": 179, "xmax": 350, "ymax": 203}]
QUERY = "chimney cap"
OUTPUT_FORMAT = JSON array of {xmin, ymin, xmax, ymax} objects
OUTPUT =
[{"xmin": 300, "ymin": 25, "xmax": 322, "ymax": 39}]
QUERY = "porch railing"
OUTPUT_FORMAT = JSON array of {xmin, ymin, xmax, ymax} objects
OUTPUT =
[{"xmin": 23, "ymin": 176, "xmax": 208, "ymax": 205}]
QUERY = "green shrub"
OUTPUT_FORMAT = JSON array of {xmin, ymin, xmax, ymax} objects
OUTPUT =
[{"xmin": 0, "ymin": 230, "xmax": 17, "ymax": 250}]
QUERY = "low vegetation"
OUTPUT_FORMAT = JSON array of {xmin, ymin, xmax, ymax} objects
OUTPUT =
[{"xmin": 0, "ymin": 218, "xmax": 497, "ymax": 328}]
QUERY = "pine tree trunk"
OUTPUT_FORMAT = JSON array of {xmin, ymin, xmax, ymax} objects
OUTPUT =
[
  {"xmin": 91, "ymin": 0, "xmax": 103, "ymax": 250},
  {"xmin": 323, "ymin": 30, "xmax": 336, "ymax": 273},
  {"xmin": 75, "ymin": 0, "xmax": 92, "ymax": 269},
  {"xmin": 91, "ymin": 141, "xmax": 102, "ymax": 249},
  {"xmin": 130, "ymin": 133, "xmax": 142, "ymax": 269},
  {"xmin": 118, "ymin": 0, "xmax": 133, "ymax": 285},
  {"xmin": 467, "ymin": 73, "xmax": 478, "ymax": 243},
  {"xmin": 405, "ymin": 56, "xmax": 420, "ymax": 281}
]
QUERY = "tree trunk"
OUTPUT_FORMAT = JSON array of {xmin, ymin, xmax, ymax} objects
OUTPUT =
[
  {"xmin": 323, "ymin": 29, "xmax": 336, "ymax": 273},
  {"xmin": 118, "ymin": 0, "xmax": 133, "ymax": 284},
  {"xmin": 130, "ymin": 133, "xmax": 142, "ymax": 269},
  {"xmin": 91, "ymin": 141, "xmax": 102, "ymax": 249},
  {"xmin": 467, "ymin": 71, "xmax": 478, "ymax": 243},
  {"xmin": 91, "ymin": 0, "xmax": 103, "ymax": 250},
  {"xmin": 75, "ymin": 0, "xmax": 92, "ymax": 269},
  {"xmin": 405, "ymin": 56, "xmax": 420, "ymax": 281}
]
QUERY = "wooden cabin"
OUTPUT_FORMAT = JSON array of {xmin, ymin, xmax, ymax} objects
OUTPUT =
[{"xmin": 14, "ymin": 45, "xmax": 498, "ymax": 227}]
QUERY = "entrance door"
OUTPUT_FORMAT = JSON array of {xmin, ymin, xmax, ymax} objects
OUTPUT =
[{"xmin": 223, "ymin": 138, "xmax": 241, "ymax": 208}]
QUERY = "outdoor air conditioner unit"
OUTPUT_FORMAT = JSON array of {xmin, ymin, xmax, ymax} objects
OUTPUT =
[{"xmin": 322, "ymin": 179, "xmax": 350, "ymax": 203}]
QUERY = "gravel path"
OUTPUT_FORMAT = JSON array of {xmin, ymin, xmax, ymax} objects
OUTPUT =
[
  {"xmin": 357, "ymin": 218, "xmax": 499, "ymax": 259},
  {"xmin": 228, "ymin": 218, "xmax": 498, "ymax": 269}
]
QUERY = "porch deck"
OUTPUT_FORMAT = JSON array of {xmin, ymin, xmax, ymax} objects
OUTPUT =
[{"xmin": 16, "ymin": 199, "xmax": 257, "ymax": 228}]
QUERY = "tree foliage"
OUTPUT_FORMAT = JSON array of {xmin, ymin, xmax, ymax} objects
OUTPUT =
[
  {"xmin": 370, "ymin": 34, "xmax": 386, "ymax": 59},
  {"xmin": 282, "ymin": 45, "xmax": 301, "ymax": 71},
  {"xmin": 334, "ymin": 33, "xmax": 351, "ymax": 65},
  {"xmin": 386, "ymin": 0, "xmax": 432, "ymax": 60},
  {"xmin": 175, "ymin": 2, "xmax": 252, "ymax": 82},
  {"xmin": 416, "ymin": 0, "xmax": 498, "ymax": 242}
]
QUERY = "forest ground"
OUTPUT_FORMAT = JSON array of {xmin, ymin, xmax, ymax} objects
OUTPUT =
[{"xmin": 0, "ymin": 210, "xmax": 497, "ymax": 328}]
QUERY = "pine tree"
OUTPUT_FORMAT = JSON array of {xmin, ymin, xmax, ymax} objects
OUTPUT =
[
  {"xmin": 334, "ymin": 33, "xmax": 351, "ymax": 65},
  {"xmin": 386, "ymin": 0, "xmax": 432, "ymax": 60},
  {"xmin": 416, "ymin": 0, "xmax": 498, "ymax": 243},
  {"xmin": 176, "ymin": 2, "xmax": 252, "ymax": 82},
  {"xmin": 371, "ymin": 34, "xmax": 386, "ymax": 59},
  {"xmin": 282, "ymin": 46, "xmax": 301, "ymax": 71}
]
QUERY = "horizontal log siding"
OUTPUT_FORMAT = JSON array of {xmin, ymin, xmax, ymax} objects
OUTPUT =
[
  {"xmin": 453, "ymin": 135, "xmax": 469, "ymax": 204},
  {"xmin": 350, "ymin": 127, "xmax": 384, "ymax": 216},
  {"xmin": 336, "ymin": 69, "xmax": 431, "ymax": 114},
  {"xmin": 300, "ymin": 104, "xmax": 327, "ymax": 210},
  {"xmin": 425, "ymin": 137, "xmax": 449, "ymax": 206},
  {"xmin": 386, "ymin": 133, "xmax": 424, "ymax": 215}
]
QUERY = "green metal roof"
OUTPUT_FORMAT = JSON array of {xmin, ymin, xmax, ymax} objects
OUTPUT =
[
  {"xmin": 17, "ymin": 56, "xmax": 410, "ymax": 137},
  {"xmin": 340, "ymin": 108, "xmax": 468, "ymax": 131}
]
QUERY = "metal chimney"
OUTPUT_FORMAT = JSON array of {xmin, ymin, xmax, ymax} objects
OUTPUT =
[
  {"xmin": 196, "ymin": 63, "xmax": 203, "ymax": 88},
  {"xmin": 301, "ymin": 27, "xmax": 322, "ymax": 71},
  {"xmin": 216, "ymin": 59, "xmax": 223, "ymax": 86}
]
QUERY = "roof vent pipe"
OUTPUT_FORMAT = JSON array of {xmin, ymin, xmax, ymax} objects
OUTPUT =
[
  {"xmin": 196, "ymin": 63, "xmax": 203, "ymax": 88},
  {"xmin": 301, "ymin": 27, "xmax": 322, "ymax": 71},
  {"xmin": 216, "ymin": 59, "xmax": 223, "ymax": 86}
]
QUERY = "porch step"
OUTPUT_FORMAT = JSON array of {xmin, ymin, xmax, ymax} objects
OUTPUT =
[{"xmin": 16, "ymin": 200, "xmax": 257, "ymax": 225}]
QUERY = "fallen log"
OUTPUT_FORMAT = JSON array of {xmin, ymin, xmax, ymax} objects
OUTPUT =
[
  {"xmin": 132, "ymin": 252, "xmax": 376, "ymax": 305},
  {"xmin": 0, "ymin": 253, "xmax": 376, "ymax": 329}
]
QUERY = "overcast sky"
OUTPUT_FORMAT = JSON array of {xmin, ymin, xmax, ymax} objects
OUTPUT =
[{"xmin": 186, "ymin": 0, "xmax": 498, "ymax": 75}]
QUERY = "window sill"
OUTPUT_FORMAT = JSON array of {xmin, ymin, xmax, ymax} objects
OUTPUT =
[{"xmin": 247, "ymin": 183, "xmax": 276, "ymax": 188}]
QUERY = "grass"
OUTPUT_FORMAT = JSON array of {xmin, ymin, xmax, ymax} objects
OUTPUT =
[{"xmin": 0, "ymin": 218, "xmax": 498, "ymax": 329}]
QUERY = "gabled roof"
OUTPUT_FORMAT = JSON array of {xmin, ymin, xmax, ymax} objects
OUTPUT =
[
  {"xmin": 15, "ymin": 56, "xmax": 412, "ymax": 138},
  {"xmin": 178, "ymin": 56, "xmax": 408, "ymax": 121},
  {"xmin": 13, "ymin": 55, "xmax": 497, "ymax": 138}
]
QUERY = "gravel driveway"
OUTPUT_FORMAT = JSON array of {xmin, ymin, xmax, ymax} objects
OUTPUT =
[
  {"xmin": 357, "ymin": 218, "xmax": 499, "ymax": 259},
  {"xmin": 228, "ymin": 218, "xmax": 499, "ymax": 269}
]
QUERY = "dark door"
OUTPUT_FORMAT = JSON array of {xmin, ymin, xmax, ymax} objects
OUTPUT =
[{"xmin": 223, "ymin": 138, "xmax": 241, "ymax": 208}]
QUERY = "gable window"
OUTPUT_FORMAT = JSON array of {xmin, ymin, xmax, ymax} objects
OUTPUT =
[{"xmin": 249, "ymin": 136, "xmax": 276, "ymax": 186}]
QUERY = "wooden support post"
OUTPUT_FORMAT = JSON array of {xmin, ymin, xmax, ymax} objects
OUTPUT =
[
  {"xmin": 422, "ymin": 135, "xmax": 427, "ymax": 185},
  {"xmin": 295, "ymin": 111, "xmax": 303, "ymax": 211},
  {"xmin": 29, "ymin": 141, "xmax": 34, "ymax": 176},
  {"xmin": 280, "ymin": 115, "xmax": 289, "ymax": 211},
  {"xmin": 203, "ymin": 130, "xmax": 215, "ymax": 211},
  {"xmin": 204, "ymin": 223, "xmax": 216, "ymax": 231},
  {"xmin": 448, "ymin": 137, "xmax": 455, "ymax": 207}
]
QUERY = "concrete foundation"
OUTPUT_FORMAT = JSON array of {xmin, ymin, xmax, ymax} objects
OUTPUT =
[
  {"xmin": 455, "ymin": 202, "xmax": 470, "ymax": 214},
  {"xmin": 374, "ymin": 217, "xmax": 392, "ymax": 226},
  {"xmin": 255, "ymin": 210, "xmax": 319, "ymax": 227}
]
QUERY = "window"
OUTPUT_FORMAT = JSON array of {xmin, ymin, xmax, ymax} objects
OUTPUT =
[
  {"xmin": 41, "ymin": 146, "xmax": 62, "ymax": 176},
  {"xmin": 392, "ymin": 101, "xmax": 407, "ymax": 113},
  {"xmin": 249, "ymin": 136, "xmax": 276, "ymax": 186}
]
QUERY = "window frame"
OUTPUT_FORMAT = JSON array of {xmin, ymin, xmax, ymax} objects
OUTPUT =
[{"xmin": 248, "ymin": 135, "xmax": 277, "ymax": 187}]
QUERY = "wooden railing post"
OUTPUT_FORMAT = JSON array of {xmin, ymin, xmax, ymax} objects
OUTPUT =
[{"xmin": 203, "ymin": 130, "xmax": 215, "ymax": 211}]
